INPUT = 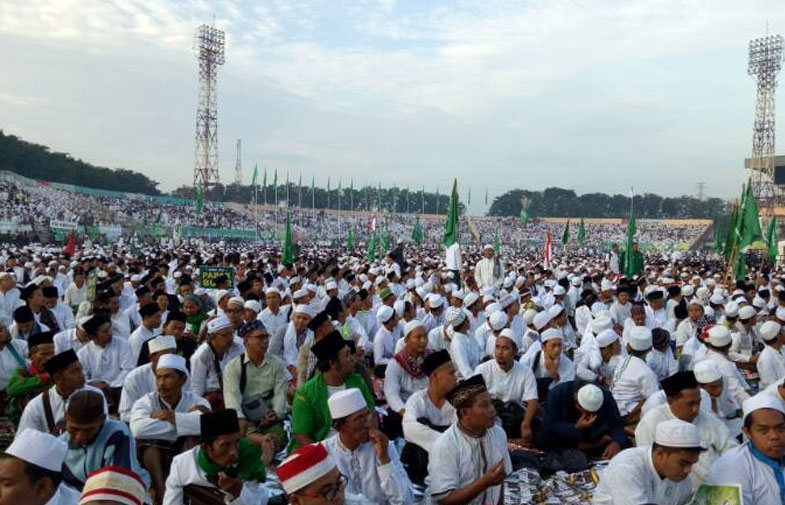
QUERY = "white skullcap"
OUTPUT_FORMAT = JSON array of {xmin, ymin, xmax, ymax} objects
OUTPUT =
[
  {"xmin": 523, "ymin": 309, "xmax": 538, "ymax": 326},
  {"xmin": 393, "ymin": 300, "xmax": 406, "ymax": 318},
  {"xmin": 148, "ymin": 335, "xmax": 177, "ymax": 355},
  {"xmin": 130, "ymin": 274, "xmax": 142, "ymax": 282},
  {"xmin": 325, "ymin": 280, "xmax": 338, "ymax": 291},
  {"xmin": 724, "ymin": 302, "xmax": 739, "ymax": 318},
  {"xmin": 541, "ymin": 328, "xmax": 563, "ymax": 343},
  {"xmin": 489, "ymin": 311, "xmax": 509, "ymax": 331},
  {"xmin": 533, "ymin": 311, "xmax": 552, "ymax": 331},
  {"xmin": 753, "ymin": 296, "xmax": 766, "ymax": 309},
  {"xmin": 404, "ymin": 320, "xmax": 425, "ymax": 338},
  {"xmin": 377, "ymin": 305, "xmax": 395, "ymax": 324},
  {"xmin": 553, "ymin": 285, "xmax": 566, "ymax": 296},
  {"xmin": 502, "ymin": 278, "xmax": 513, "ymax": 289},
  {"xmin": 156, "ymin": 354, "xmax": 188, "ymax": 375},
  {"xmin": 693, "ymin": 360, "xmax": 722, "ymax": 384},
  {"xmin": 739, "ymin": 305, "xmax": 756, "ymax": 320},
  {"xmin": 499, "ymin": 294, "xmax": 516, "ymax": 309},
  {"xmin": 482, "ymin": 295, "xmax": 496, "ymax": 305},
  {"xmin": 707, "ymin": 325, "xmax": 731, "ymax": 347},
  {"xmin": 709, "ymin": 293, "xmax": 724, "ymax": 305},
  {"xmin": 244, "ymin": 300, "xmax": 262, "ymax": 313},
  {"xmin": 760, "ymin": 321, "xmax": 782, "ymax": 342},
  {"xmin": 463, "ymin": 292, "xmax": 480, "ymax": 308},
  {"xmin": 266, "ymin": 287, "xmax": 282, "ymax": 297},
  {"xmin": 483, "ymin": 244, "xmax": 494, "ymax": 251},
  {"xmin": 485, "ymin": 302, "xmax": 502, "ymax": 317},
  {"xmin": 590, "ymin": 302, "xmax": 607, "ymax": 316},
  {"xmin": 548, "ymin": 304, "xmax": 565, "ymax": 318},
  {"xmin": 446, "ymin": 307, "xmax": 467, "ymax": 328},
  {"xmin": 571, "ymin": 276, "xmax": 582, "ymax": 287},
  {"xmin": 777, "ymin": 306, "xmax": 785, "ymax": 322},
  {"xmin": 591, "ymin": 316, "xmax": 613, "ymax": 335},
  {"xmin": 327, "ymin": 388, "xmax": 367, "ymax": 420},
  {"xmin": 227, "ymin": 296, "xmax": 245, "ymax": 307},
  {"xmin": 600, "ymin": 279, "xmax": 614, "ymax": 291},
  {"xmin": 577, "ymin": 384, "xmax": 604, "ymax": 412},
  {"xmin": 374, "ymin": 276, "xmax": 386, "ymax": 287},
  {"xmin": 452, "ymin": 289, "xmax": 466, "ymax": 300},
  {"xmin": 481, "ymin": 286, "xmax": 495, "ymax": 297},
  {"xmin": 497, "ymin": 328, "xmax": 521, "ymax": 349},
  {"xmin": 293, "ymin": 288, "xmax": 309, "ymax": 299},
  {"xmin": 207, "ymin": 316, "xmax": 232, "ymax": 334},
  {"xmin": 213, "ymin": 289, "xmax": 230, "ymax": 303},
  {"xmin": 681, "ymin": 285, "xmax": 694, "ymax": 297},
  {"xmin": 628, "ymin": 326, "xmax": 653, "ymax": 351},
  {"xmin": 6, "ymin": 429, "xmax": 67, "ymax": 472},
  {"xmin": 654, "ymin": 419, "xmax": 704, "ymax": 449},
  {"xmin": 743, "ymin": 394, "xmax": 785, "ymax": 424},
  {"xmin": 293, "ymin": 304, "xmax": 314, "ymax": 318},
  {"xmin": 429, "ymin": 295, "xmax": 445, "ymax": 309},
  {"xmin": 595, "ymin": 329, "xmax": 619, "ymax": 348}
]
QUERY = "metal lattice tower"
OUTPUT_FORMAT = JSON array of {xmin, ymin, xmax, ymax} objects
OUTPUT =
[
  {"xmin": 748, "ymin": 34, "xmax": 783, "ymax": 214},
  {"xmin": 234, "ymin": 139, "xmax": 242, "ymax": 185},
  {"xmin": 193, "ymin": 24, "xmax": 225, "ymax": 198}
]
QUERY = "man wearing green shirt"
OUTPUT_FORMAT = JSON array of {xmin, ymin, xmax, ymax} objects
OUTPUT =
[
  {"xmin": 223, "ymin": 320, "xmax": 288, "ymax": 456},
  {"xmin": 6, "ymin": 331, "xmax": 55, "ymax": 421},
  {"xmin": 620, "ymin": 242, "xmax": 645, "ymax": 277},
  {"xmin": 290, "ymin": 331, "xmax": 375, "ymax": 452}
]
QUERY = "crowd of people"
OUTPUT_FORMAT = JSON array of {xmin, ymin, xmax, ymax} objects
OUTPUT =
[{"xmin": 0, "ymin": 229, "xmax": 781, "ymax": 505}]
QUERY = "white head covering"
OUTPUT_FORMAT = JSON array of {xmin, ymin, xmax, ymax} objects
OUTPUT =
[
  {"xmin": 628, "ymin": 326, "xmax": 653, "ymax": 351},
  {"xmin": 591, "ymin": 316, "xmax": 613, "ymax": 335},
  {"xmin": 488, "ymin": 311, "xmax": 509, "ymax": 331},
  {"xmin": 654, "ymin": 419, "xmax": 704, "ymax": 449},
  {"xmin": 577, "ymin": 384, "xmax": 604, "ymax": 412},
  {"xmin": 548, "ymin": 304, "xmax": 565, "ymax": 318},
  {"xmin": 595, "ymin": 329, "xmax": 619, "ymax": 348},
  {"xmin": 707, "ymin": 326, "xmax": 731, "ymax": 347},
  {"xmin": 743, "ymin": 394, "xmax": 785, "ymax": 424},
  {"xmin": 156, "ymin": 354, "xmax": 188, "ymax": 375},
  {"xmin": 693, "ymin": 360, "xmax": 722, "ymax": 384},
  {"xmin": 6, "ymin": 429, "xmax": 67, "ymax": 472},
  {"xmin": 541, "ymin": 328, "xmax": 563, "ymax": 343},
  {"xmin": 377, "ymin": 305, "xmax": 395, "ymax": 324},
  {"xmin": 207, "ymin": 316, "xmax": 232, "ymax": 334},
  {"xmin": 463, "ymin": 292, "xmax": 480, "ymax": 308},
  {"xmin": 244, "ymin": 300, "xmax": 262, "ymax": 313},
  {"xmin": 293, "ymin": 304, "xmax": 314, "ymax": 318},
  {"xmin": 523, "ymin": 308, "xmax": 538, "ymax": 326},
  {"xmin": 497, "ymin": 328, "xmax": 521, "ymax": 349},
  {"xmin": 724, "ymin": 302, "xmax": 739, "ymax": 318},
  {"xmin": 148, "ymin": 335, "xmax": 177, "ymax": 355},
  {"xmin": 760, "ymin": 321, "xmax": 782, "ymax": 342},
  {"xmin": 533, "ymin": 312, "xmax": 552, "ymax": 331},
  {"xmin": 739, "ymin": 305, "xmax": 756, "ymax": 321},
  {"xmin": 404, "ymin": 320, "xmax": 425, "ymax": 338},
  {"xmin": 446, "ymin": 307, "xmax": 467, "ymax": 328},
  {"xmin": 327, "ymin": 388, "xmax": 367, "ymax": 419}
]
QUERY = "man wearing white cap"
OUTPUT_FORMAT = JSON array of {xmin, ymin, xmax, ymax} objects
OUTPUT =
[
  {"xmin": 702, "ymin": 325, "xmax": 752, "ymax": 406},
  {"xmin": 373, "ymin": 305, "xmax": 400, "ymax": 374},
  {"xmin": 520, "ymin": 328, "xmax": 575, "ymax": 402},
  {"xmin": 482, "ymin": 310, "xmax": 509, "ymax": 359},
  {"xmin": 473, "ymin": 245, "xmax": 502, "ymax": 291},
  {"xmin": 575, "ymin": 328, "xmax": 621, "ymax": 387},
  {"xmin": 593, "ymin": 419, "xmax": 704, "ymax": 505},
  {"xmin": 729, "ymin": 304, "xmax": 759, "ymax": 365},
  {"xmin": 324, "ymin": 388, "xmax": 413, "ymax": 505},
  {"xmin": 756, "ymin": 320, "xmax": 785, "ymax": 389},
  {"xmin": 259, "ymin": 287, "xmax": 287, "ymax": 341},
  {"xmin": 693, "ymin": 359, "xmax": 743, "ymax": 437},
  {"xmin": 276, "ymin": 443, "xmax": 345, "ymax": 505},
  {"xmin": 635, "ymin": 371, "xmax": 737, "ymax": 490},
  {"xmin": 609, "ymin": 285, "xmax": 632, "ymax": 327},
  {"xmin": 705, "ymin": 395, "xmax": 785, "ymax": 505},
  {"xmin": 281, "ymin": 304, "xmax": 314, "ymax": 374},
  {"xmin": 189, "ymin": 316, "xmax": 244, "ymax": 403},
  {"xmin": 449, "ymin": 309, "xmax": 482, "ymax": 382},
  {"xmin": 0, "ymin": 429, "xmax": 79, "ymax": 505},
  {"xmin": 474, "ymin": 328, "xmax": 538, "ymax": 444},
  {"xmin": 53, "ymin": 316, "xmax": 92, "ymax": 355},
  {"xmin": 130, "ymin": 354, "xmax": 210, "ymax": 503},
  {"xmin": 610, "ymin": 326, "xmax": 659, "ymax": 424}
]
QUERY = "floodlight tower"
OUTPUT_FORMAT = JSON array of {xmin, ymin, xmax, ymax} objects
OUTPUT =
[
  {"xmin": 234, "ymin": 139, "xmax": 242, "ymax": 185},
  {"xmin": 193, "ymin": 24, "xmax": 225, "ymax": 198},
  {"xmin": 748, "ymin": 34, "xmax": 783, "ymax": 214}
]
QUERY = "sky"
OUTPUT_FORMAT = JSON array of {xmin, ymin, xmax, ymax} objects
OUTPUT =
[{"xmin": 1, "ymin": 0, "xmax": 785, "ymax": 214}]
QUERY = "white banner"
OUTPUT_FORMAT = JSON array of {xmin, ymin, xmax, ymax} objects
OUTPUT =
[{"xmin": 49, "ymin": 219, "xmax": 78, "ymax": 230}]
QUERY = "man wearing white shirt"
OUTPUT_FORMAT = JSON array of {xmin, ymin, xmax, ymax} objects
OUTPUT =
[
  {"xmin": 118, "ymin": 335, "xmax": 180, "ymax": 423},
  {"xmin": 706, "ymin": 395, "xmax": 785, "ymax": 505},
  {"xmin": 324, "ymin": 388, "xmax": 413, "ymax": 505},
  {"xmin": 593, "ymin": 419, "xmax": 703, "ymax": 505},
  {"xmin": 0, "ymin": 271, "xmax": 22, "ymax": 327},
  {"xmin": 189, "ymin": 316, "xmax": 244, "ymax": 403},
  {"xmin": 610, "ymin": 326, "xmax": 660, "ymax": 424},
  {"xmin": 702, "ymin": 325, "xmax": 752, "ymax": 406},
  {"xmin": 42, "ymin": 286, "xmax": 73, "ymax": 333},
  {"xmin": 756, "ymin": 320, "xmax": 785, "ymax": 390},
  {"xmin": 258, "ymin": 287, "xmax": 287, "ymax": 340},
  {"xmin": 131, "ymin": 354, "xmax": 210, "ymax": 504},
  {"xmin": 474, "ymin": 245, "xmax": 502, "ymax": 290},
  {"xmin": 445, "ymin": 242, "xmax": 462, "ymax": 289},
  {"xmin": 53, "ymin": 316, "xmax": 91, "ymax": 355},
  {"xmin": 520, "ymin": 328, "xmax": 575, "ymax": 403},
  {"xmin": 644, "ymin": 289, "xmax": 668, "ymax": 329},
  {"xmin": 77, "ymin": 313, "xmax": 134, "ymax": 409}
]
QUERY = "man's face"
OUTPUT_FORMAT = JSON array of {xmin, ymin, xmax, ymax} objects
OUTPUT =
[
  {"xmin": 687, "ymin": 304, "xmax": 703, "ymax": 321},
  {"xmin": 225, "ymin": 303, "xmax": 244, "ymax": 325},
  {"xmin": 266, "ymin": 293, "xmax": 281, "ymax": 311},
  {"xmin": 433, "ymin": 362, "xmax": 457, "ymax": 392},
  {"xmin": 94, "ymin": 322, "xmax": 113, "ymax": 347},
  {"xmin": 156, "ymin": 367, "xmax": 185, "ymax": 400},
  {"xmin": 649, "ymin": 298, "xmax": 664, "ymax": 310},
  {"xmin": 55, "ymin": 361, "xmax": 85, "ymax": 392},
  {"xmin": 484, "ymin": 249, "xmax": 494, "ymax": 259},
  {"xmin": 108, "ymin": 297, "xmax": 120, "ymax": 314},
  {"xmin": 744, "ymin": 409, "xmax": 785, "ymax": 460},
  {"xmin": 0, "ymin": 457, "xmax": 51, "ymax": 505},
  {"xmin": 632, "ymin": 312, "xmax": 646, "ymax": 326},
  {"xmin": 542, "ymin": 339, "xmax": 563, "ymax": 360},
  {"xmin": 30, "ymin": 343, "xmax": 54, "ymax": 371},
  {"xmin": 145, "ymin": 311, "xmax": 162, "ymax": 330},
  {"xmin": 652, "ymin": 448, "xmax": 700, "ymax": 482},
  {"xmin": 243, "ymin": 330, "xmax": 270, "ymax": 359},
  {"xmin": 156, "ymin": 295, "xmax": 169, "ymax": 312},
  {"xmin": 293, "ymin": 313, "xmax": 311, "ymax": 333},
  {"xmin": 164, "ymin": 320, "xmax": 185, "ymax": 339},
  {"xmin": 618, "ymin": 292, "xmax": 629, "ymax": 304},
  {"xmin": 340, "ymin": 407, "xmax": 371, "ymax": 445},
  {"xmin": 183, "ymin": 300, "xmax": 200, "ymax": 317},
  {"xmin": 494, "ymin": 338, "xmax": 516, "ymax": 367},
  {"xmin": 210, "ymin": 329, "xmax": 234, "ymax": 354},
  {"xmin": 291, "ymin": 467, "xmax": 345, "ymax": 505},
  {"xmin": 27, "ymin": 289, "xmax": 43, "ymax": 308},
  {"xmin": 702, "ymin": 380, "xmax": 723, "ymax": 398},
  {"xmin": 668, "ymin": 388, "xmax": 702, "ymax": 423},
  {"xmin": 179, "ymin": 284, "xmax": 194, "ymax": 297},
  {"xmin": 335, "ymin": 347, "xmax": 354, "ymax": 375},
  {"xmin": 66, "ymin": 415, "xmax": 105, "ymax": 447},
  {"xmin": 203, "ymin": 432, "xmax": 241, "ymax": 467},
  {"xmin": 464, "ymin": 392, "xmax": 496, "ymax": 429}
]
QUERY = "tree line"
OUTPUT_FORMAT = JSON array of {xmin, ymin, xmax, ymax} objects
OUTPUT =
[{"xmin": 0, "ymin": 131, "xmax": 160, "ymax": 195}]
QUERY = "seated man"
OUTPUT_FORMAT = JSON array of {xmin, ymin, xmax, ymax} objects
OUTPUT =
[
  {"xmin": 475, "ymin": 328, "xmax": 538, "ymax": 444},
  {"xmin": 593, "ymin": 419, "xmax": 703, "ymax": 505},
  {"xmin": 130, "ymin": 354, "xmax": 210, "ymax": 505},
  {"xmin": 224, "ymin": 320, "xmax": 288, "ymax": 453},
  {"xmin": 706, "ymin": 394, "xmax": 785, "ymax": 505},
  {"xmin": 136, "ymin": 311, "xmax": 196, "ymax": 366},
  {"xmin": 537, "ymin": 381, "xmax": 626, "ymax": 460},
  {"xmin": 61, "ymin": 389, "xmax": 149, "ymax": 491},
  {"xmin": 0, "ymin": 429, "xmax": 80, "ymax": 505},
  {"xmin": 18, "ymin": 349, "xmax": 103, "ymax": 435},
  {"xmin": 164, "ymin": 409, "xmax": 269, "ymax": 505},
  {"xmin": 635, "ymin": 371, "xmax": 737, "ymax": 489},
  {"xmin": 290, "ymin": 331, "xmax": 376, "ymax": 452},
  {"xmin": 324, "ymin": 388, "xmax": 413, "ymax": 505},
  {"xmin": 190, "ymin": 316, "xmax": 244, "ymax": 408},
  {"xmin": 401, "ymin": 350, "xmax": 457, "ymax": 483},
  {"xmin": 119, "ymin": 335, "xmax": 179, "ymax": 423},
  {"xmin": 276, "ymin": 443, "xmax": 346, "ymax": 505},
  {"xmin": 520, "ymin": 328, "xmax": 575, "ymax": 403},
  {"xmin": 693, "ymin": 359, "xmax": 743, "ymax": 438},
  {"xmin": 610, "ymin": 326, "xmax": 659, "ymax": 426},
  {"xmin": 427, "ymin": 375, "xmax": 512, "ymax": 505},
  {"xmin": 5, "ymin": 331, "xmax": 55, "ymax": 422},
  {"xmin": 53, "ymin": 316, "xmax": 91, "ymax": 355},
  {"xmin": 575, "ymin": 329, "xmax": 622, "ymax": 387},
  {"xmin": 77, "ymin": 313, "xmax": 134, "ymax": 410},
  {"xmin": 128, "ymin": 302, "xmax": 162, "ymax": 365}
]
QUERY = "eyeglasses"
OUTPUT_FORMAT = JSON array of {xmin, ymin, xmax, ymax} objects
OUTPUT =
[
  {"xmin": 226, "ymin": 308, "xmax": 243, "ymax": 314},
  {"xmin": 295, "ymin": 473, "xmax": 347, "ymax": 502}
]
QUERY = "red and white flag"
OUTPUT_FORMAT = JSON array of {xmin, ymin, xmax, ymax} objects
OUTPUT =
[
  {"xmin": 544, "ymin": 232, "xmax": 552, "ymax": 268},
  {"xmin": 369, "ymin": 214, "xmax": 378, "ymax": 231}
]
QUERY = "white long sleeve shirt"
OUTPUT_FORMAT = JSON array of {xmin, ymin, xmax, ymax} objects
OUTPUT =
[
  {"xmin": 475, "ymin": 359, "xmax": 537, "ymax": 407},
  {"xmin": 324, "ymin": 435, "xmax": 413, "ymax": 505},
  {"xmin": 130, "ymin": 390, "xmax": 209, "ymax": 442},
  {"xmin": 757, "ymin": 344, "xmax": 785, "ymax": 390},
  {"xmin": 18, "ymin": 385, "xmax": 104, "ymax": 434},
  {"xmin": 610, "ymin": 355, "xmax": 660, "ymax": 416},
  {"xmin": 703, "ymin": 349, "xmax": 751, "ymax": 406},
  {"xmin": 189, "ymin": 338, "xmax": 245, "ymax": 397},
  {"xmin": 402, "ymin": 389, "xmax": 456, "ymax": 451},
  {"xmin": 383, "ymin": 358, "xmax": 428, "ymax": 413},
  {"xmin": 450, "ymin": 332, "xmax": 480, "ymax": 381},
  {"xmin": 77, "ymin": 337, "xmax": 134, "ymax": 388},
  {"xmin": 705, "ymin": 442, "xmax": 784, "ymax": 505}
]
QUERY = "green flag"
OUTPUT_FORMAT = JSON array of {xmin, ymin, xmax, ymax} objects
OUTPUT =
[
  {"xmin": 468, "ymin": 188, "xmax": 471, "ymax": 205},
  {"xmin": 327, "ymin": 176, "xmax": 331, "ymax": 193},
  {"xmin": 767, "ymin": 216, "xmax": 777, "ymax": 262},
  {"xmin": 377, "ymin": 182, "xmax": 382, "ymax": 209},
  {"xmin": 735, "ymin": 248, "xmax": 746, "ymax": 281},
  {"xmin": 737, "ymin": 182, "xmax": 762, "ymax": 249},
  {"xmin": 485, "ymin": 188, "xmax": 489, "ymax": 206},
  {"xmin": 282, "ymin": 212, "xmax": 293, "ymax": 265},
  {"xmin": 346, "ymin": 229, "xmax": 355, "ymax": 252},
  {"xmin": 380, "ymin": 226, "xmax": 390, "ymax": 251},
  {"xmin": 622, "ymin": 211, "xmax": 637, "ymax": 277},
  {"xmin": 366, "ymin": 231, "xmax": 377, "ymax": 261},
  {"xmin": 273, "ymin": 168, "xmax": 278, "ymax": 189},
  {"xmin": 251, "ymin": 164, "xmax": 258, "ymax": 186},
  {"xmin": 411, "ymin": 220, "xmax": 423, "ymax": 245},
  {"xmin": 562, "ymin": 219, "xmax": 570, "ymax": 245},
  {"xmin": 520, "ymin": 208, "xmax": 530, "ymax": 226},
  {"xmin": 712, "ymin": 222, "xmax": 723, "ymax": 254},
  {"xmin": 195, "ymin": 185, "xmax": 203, "ymax": 214},
  {"xmin": 577, "ymin": 217, "xmax": 586, "ymax": 246},
  {"xmin": 493, "ymin": 229, "xmax": 501, "ymax": 253},
  {"xmin": 443, "ymin": 179, "xmax": 459, "ymax": 247},
  {"xmin": 263, "ymin": 167, "xmax": 267, "ymax": 188},
  {"xmin": 723, "ymin": 201, "xmax": 739, "ymax": 260}
]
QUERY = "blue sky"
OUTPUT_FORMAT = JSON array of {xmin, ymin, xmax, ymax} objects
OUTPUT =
[{"xmin": 0, "ymin": 0, "xmax": 784, "ymax": 213}]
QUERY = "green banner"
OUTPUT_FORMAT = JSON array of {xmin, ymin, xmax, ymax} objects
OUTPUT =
[{"xmin": 199, "ymin": 266, "xmax": 236, "ymax": 289}]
